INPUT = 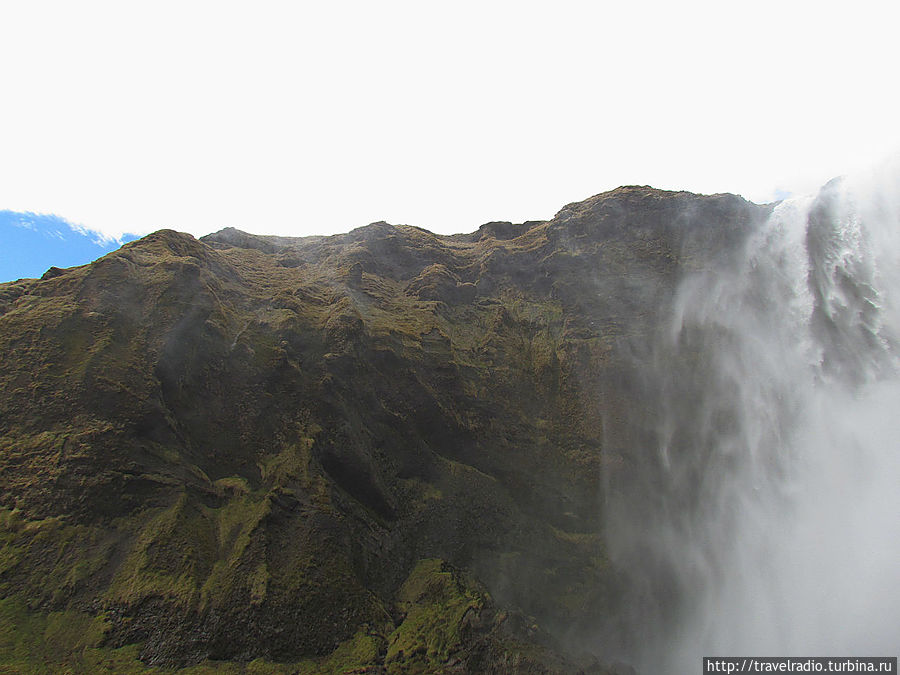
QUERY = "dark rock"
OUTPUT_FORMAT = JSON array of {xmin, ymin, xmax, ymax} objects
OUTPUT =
[{"xmin": 41, "ymin": 266, "xmax": 66, "ymax": 280}]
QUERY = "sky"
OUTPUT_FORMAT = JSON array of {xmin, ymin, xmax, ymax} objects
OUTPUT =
[
  {"xmin": 2, "ymin": 1, "xmax": 899, "ymax": 248},
  {"xmin": 0, "ymin": 211, "xmax": 137, "ymax": 282}
]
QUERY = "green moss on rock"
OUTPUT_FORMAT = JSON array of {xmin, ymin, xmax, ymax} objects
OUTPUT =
[{"xmin": 385, "ymin": 558, "xmax": 486, "ymax": 672}]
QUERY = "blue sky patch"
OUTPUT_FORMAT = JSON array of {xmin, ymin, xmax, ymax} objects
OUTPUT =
[{"xmin": 0, "ymin": 211, "xmax": 139, "ymax": 283}]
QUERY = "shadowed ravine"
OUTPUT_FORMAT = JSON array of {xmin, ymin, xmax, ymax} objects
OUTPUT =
[{"xmin": 0, "ymin": 178, "xmax": 897, "ymax": 672}]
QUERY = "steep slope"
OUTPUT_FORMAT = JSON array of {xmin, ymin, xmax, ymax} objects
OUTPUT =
[{"xmin": 0, "ymin": 186, "xmax": 770, "ymax": 672}]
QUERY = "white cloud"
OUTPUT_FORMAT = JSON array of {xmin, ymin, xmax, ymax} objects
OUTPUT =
[
  {"xmin": 11, "ymin": 217, "xmax": 37, "ymax": 231},
  {"xmin": 64, "ymin": 219, "xmax": 126, "ymax": 247},
  {"xmin": 1, "ymin": 0, "xmax": 898, "ymax": 239}
]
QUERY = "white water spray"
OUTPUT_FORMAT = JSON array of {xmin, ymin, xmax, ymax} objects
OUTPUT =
[{"xmin": 610, "ymin": 162, "xmax": 900, "ymax": 671}]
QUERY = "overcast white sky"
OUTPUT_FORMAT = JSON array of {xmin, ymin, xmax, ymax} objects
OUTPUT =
[{"xmin": 2, "ymin": 1, "xmax": 898, "ymax": 240}]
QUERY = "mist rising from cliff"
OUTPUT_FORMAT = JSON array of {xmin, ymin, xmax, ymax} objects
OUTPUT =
[{"xmin": 608, "ymin": 161, "xmax": 900, "ymax": 671}]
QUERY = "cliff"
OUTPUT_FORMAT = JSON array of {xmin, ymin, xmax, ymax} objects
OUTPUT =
[{"xmin": 0, "ymin": 186, "xmax": 770, "ymax": 673}]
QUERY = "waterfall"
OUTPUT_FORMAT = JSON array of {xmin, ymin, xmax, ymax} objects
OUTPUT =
[{"xmin": 608, "ymin": 162, "xmax": 900, "ymax": 672}]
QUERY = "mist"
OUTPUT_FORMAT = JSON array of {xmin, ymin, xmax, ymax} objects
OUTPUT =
[{"xmin": 605, "ymin": 163, "xmax": 900, "ymax": 671}]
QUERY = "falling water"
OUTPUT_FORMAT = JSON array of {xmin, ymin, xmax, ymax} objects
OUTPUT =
[{"xmin": 609, "ymin": 162, "xmax": 900, "ymax": 672}]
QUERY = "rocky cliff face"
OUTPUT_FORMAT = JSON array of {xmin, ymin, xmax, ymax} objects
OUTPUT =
[{"xmin": 0, "ymin": 186, "xmax": 770, "ymax": 672}]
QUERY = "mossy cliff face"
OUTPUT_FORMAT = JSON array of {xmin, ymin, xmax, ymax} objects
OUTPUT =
[{"xmin": 0, "ymin": 186, "xmax": 769, "ymax": 672}]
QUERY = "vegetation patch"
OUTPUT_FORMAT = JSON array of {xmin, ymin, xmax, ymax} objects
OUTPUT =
[{"xmin": 384, "ymin": 558, "xmax": 485, "ymax": 673}]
